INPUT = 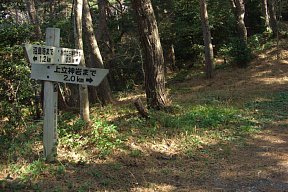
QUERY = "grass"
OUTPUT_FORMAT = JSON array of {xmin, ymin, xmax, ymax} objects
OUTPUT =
[
  {"xmin": 0, "ymin": 90, "xmax": 287, "ymax": 191},
  {"xmin": 246, "ymin": 92, "xmax": 288, "ymax": 122}
]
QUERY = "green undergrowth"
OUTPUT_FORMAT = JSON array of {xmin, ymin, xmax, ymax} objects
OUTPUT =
[
  {"xmin": 58, "ymin": 112, "xmax": 124, "ymax": 158},
  {"xmin": 123, "ymin": 104, "xmax": 260, "ymax": 144},
  {"xmin": 1, "ymin": 90, "xmax": 286, "ymax": 191},
  {"xmin": 246, "ymin": 91, "xmax": 288, "ymax": 123}
]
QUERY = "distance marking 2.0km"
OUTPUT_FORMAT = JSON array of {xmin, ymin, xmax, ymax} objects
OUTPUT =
[{"xmin": 31, "ymin": 64, "xmax": 109, "ymax": 86}]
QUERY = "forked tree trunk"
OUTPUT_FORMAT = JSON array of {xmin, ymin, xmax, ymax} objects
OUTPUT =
[
  {"xmin": 74, "ymin": 0, "xmax": 90, "ymax": 122},
  {"xmin": 230, "ymin": 0, "xmax": 247, "ymax": 43},
  {"xmin": 262, "ymin": 0, "xmax": 271, "ymax": 31},
  {"xmin": 83, "ymin": 0, "xmax": 113, "ymax": 106},
  {"xmin": 132, "ymin": 0, "xmax": 169, "ymax": 110},
  {"xmin": 199, "ymin": 0, "xmax": 214, "ymax": 79},
  {"xmin": 267, "ymin": 0, "xmax": 278, "ymax": 36}
]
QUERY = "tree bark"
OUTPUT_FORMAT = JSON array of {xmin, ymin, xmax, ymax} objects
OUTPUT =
[
  {"xmin": 74, "ymin": 0, "xmax": 90, "ymax": 122},
  {"xmin": 96, "ymin": 0, "xmax": 116, "ymax": 57},
  {"xmin": 199, "ymin": 0, "xmax": 214, "ymax": 79},
  {"xmin": 96, "ymin": 0, "xmax": 118, "ymax": 91},
  {"xmin": 134, "ymin": 98, "xmax": 149, "ymax": 119},
  {"xmin": 262, "ymin": 0, "xmax": 271, "ymax": 31},
  {"xmin": 230, "ymin": 0, "xmax": 247, "ymax": 42},
  {"xmin": 132, "ymin": 0, "xmax": 169, "ymax": 110},
  {"xmin": 25, "ymin": 0, "xmax": 42, "ymax": 39},
  {"xmin": 83, "ymin": 0, "xmax": 113, "ymax": 106},
  {"xmin": 267, "ymin": 0, "xmax": 278, "ymax": 36}
]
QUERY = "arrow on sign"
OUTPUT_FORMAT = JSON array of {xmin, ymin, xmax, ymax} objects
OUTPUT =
[
  {"xmin": 31, "ymin": 64, "xmax": 109, "ymax": 86},
  {"xmin": 86, "ymin": 77, "xmax": 93, "ymax": 83},
  {"xmin": 33, "ymin": 56, "xmax": 38, "ymax": 61},
  {"xmin": 25, "ymin": 44, "xmax": 83, "ymax": 65}
]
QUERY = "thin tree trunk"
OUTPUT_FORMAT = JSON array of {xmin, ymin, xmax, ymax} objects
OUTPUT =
[
  {"xmin": 267, "ymin": 0, "xmax": 278, "ymax": 36},
  {"xmin": 160, "ymin": 0, "xmax": 176, "ymax": 72},
  {"xmin": 97, "ymin": 0, "xmax": 115, "ymax": 57},
  {"xmin": 132, "ymin": 0, "xmax": 169, "ymax": 110},
  {"xmin": 74, "ymin": 0, "xmax": 90, "ymax": 122},
  {"xmin": 199, "ymin": 0, "xmax": 214, "ymax": 79},
  {"xmin": 262, "ymin": 0, "xmax": 271, "ymax": 31},
  {"xmin": 83, "ymin": 0, "xmax": 113, "ymax": 105},
  {"xmin": 96, "ymin": 0, "xmax": 118, "ymax": 90},
  {"xmin": 230, "ymin": 0, "xmax": 247, "ymax": 43},
  {"xmin": 25, "ymin": 0, "xmax": 42, "ymax": 39}
]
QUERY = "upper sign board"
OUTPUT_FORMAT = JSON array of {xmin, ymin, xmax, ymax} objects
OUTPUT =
[
  {"xmin": 25, "ymin": 44, "xmax": 83, "ymax": 65},
  {"xmin": 31, "ymin": 64, "xmax": 109, "ymax": 86}
]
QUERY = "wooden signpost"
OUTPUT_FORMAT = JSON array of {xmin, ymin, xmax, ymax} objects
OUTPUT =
[{"xmin": 25, "ymin": 28, "xmax": 108, "ymax": 161}]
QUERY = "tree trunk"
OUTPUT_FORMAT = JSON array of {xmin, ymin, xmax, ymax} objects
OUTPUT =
[
  {"xmin": 96, "ymin": 0, "xmax": 118, "ymax": 91},
  {"xmin": 262, "ymin": 0, "xmax": 271, "ymax": 31},
  {"xmin": 160, "ymin": 0, "xmax": 176, "ymax": 73},
  {"xmin": 267, "ymin": 0, "xmax": 278, "ymax": 36},
  {"xmin": 97, "ymin": 0, "xmax": 110, "ymax": 43},
  {"xmin": 132, "ymin": 0, "xmax": 169, "ymax": 110},
  {"xmin": 83, "ymin": 0, "xmax": 113, "ymax": 106},
  {"xmin": 25, "ymin": 0, "xmax": 42, "ymax": 39},
  {"xmin": 199, "ymin": 0, "xmax": 214, "ymax": 79},
  {"xmin": 74, "ymin": 0, "xmax": 90, "ymax": 122},
  {"xmin": 231, "ymin": 0, "xmax": 247, "ymax": 42}
]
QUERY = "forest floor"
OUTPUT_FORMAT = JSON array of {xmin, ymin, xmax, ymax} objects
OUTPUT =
[{"xmin": 0, "ymin": 39, "xmax": 288, "ymax": 191}]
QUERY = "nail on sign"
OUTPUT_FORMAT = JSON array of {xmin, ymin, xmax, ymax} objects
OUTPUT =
[
  {"xmin": 25, "ymin": 44, "xmax": 83, "ymax": 65},
  {"xmin": 31, "ymin": 64, "xmax": 109, "ymax": 86}
]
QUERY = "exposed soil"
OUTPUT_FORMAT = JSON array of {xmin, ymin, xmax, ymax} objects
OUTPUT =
[{"xmin": 1, "ymin": 40, "xmax": 288, "ymax": 192}]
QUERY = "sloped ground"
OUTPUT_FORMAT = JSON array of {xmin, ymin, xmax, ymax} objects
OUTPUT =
[
  {"xmin": 0, "ymin": 40, "xmax": 287, "ymax": 192},
  {"xmin": 168, "ymin": 40, "xmax": 288, "ymax": 191}
]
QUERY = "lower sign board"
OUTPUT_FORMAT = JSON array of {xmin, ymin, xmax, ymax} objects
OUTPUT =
[{"xmin": 31, "ymin": 64, "xmax": 109, "ymax": 86}]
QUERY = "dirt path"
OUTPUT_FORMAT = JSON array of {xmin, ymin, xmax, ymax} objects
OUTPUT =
[
  {"xmin": 204, "ymin": 124, "xmax": 288, "ymax": 191},
  {"xmin": 1, "ymin": 41, "xmax": 287, "ymax": 192}
]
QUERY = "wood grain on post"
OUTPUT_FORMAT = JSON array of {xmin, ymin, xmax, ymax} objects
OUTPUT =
[{"xmin": 43, "ymin": 28, "xmax": 59, "ymax": 162}]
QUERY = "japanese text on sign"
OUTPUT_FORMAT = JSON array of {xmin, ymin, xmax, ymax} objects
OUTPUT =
[
  {"xmin": 53, "ymin": 66, "xmax": 96, "ymax": 83},
  {"xmin": 25, "ymin": 44, "xmax": 83, "ymax": 65},
  {"xmin": 31, "ymin": 64, "xmax": 108, "ymax": 86}
]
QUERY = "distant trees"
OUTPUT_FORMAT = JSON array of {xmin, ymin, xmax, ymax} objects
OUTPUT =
[
  {"xmin": 83, "ymin": 0, "xmax": 113, "ymax": 106},
  {"xmin": 25, "ymin": 0, "xmax": 41, "ymax": 39},
  {"xmin": 1, "ymin": 0, "xmax": 287, "ymax": 116}
]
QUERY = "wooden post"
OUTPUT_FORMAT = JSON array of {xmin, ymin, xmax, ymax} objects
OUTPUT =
[{"xmin": 43, "ymin": 28, "xmax": 59, "ymax": 162}]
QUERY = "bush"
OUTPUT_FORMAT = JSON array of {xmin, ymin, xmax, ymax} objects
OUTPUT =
[
  {"xmin": 0, "ymin": 23, "xmax": 37, "ymax": 137},
  {"xmin": 219, "ymin": 38, "xmax": 252, "ymax": 67}
]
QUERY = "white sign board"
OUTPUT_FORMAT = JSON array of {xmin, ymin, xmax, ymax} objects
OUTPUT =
[
  {"xmin": 25, "ymin": 44, "xmax": 83, "ymax": 65},
  {"xmin": 31, "ymin": 64, "xmax": 109, "ymax": 86}
]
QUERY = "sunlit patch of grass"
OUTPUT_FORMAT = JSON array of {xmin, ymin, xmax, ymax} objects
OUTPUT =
[
  {"xmin": 129, "ymin": 149, "xmax": 142, "ymax": 158},
  {"xmin": 168, "ymin": 69, "xmax": 203, "ymax": 84},
  {"xmin": 58, "ymin": 112, "xmax": 124, "ymax": 159},
  {"xmin": 148, "ymin": 104, "xmax": 259, "ymax": 135},
  {"xmin": 246, "ymin": 91, "xmax": 288, "ymax": 122},
  {"xmin": 113, "ymin": 103, "xmax": 261, "ymax": 161}
]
